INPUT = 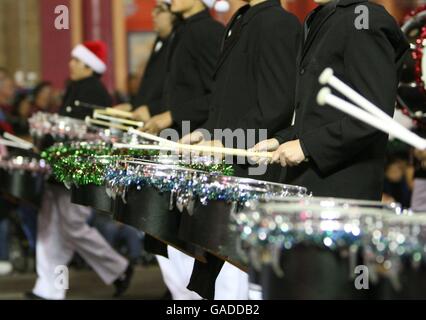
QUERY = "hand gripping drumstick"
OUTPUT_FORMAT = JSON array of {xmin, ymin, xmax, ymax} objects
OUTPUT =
[
  {"xmin": 113, "ymin": 141, "xmax": 274, "ymax": 159},
  {"xmin": 126, "ymin": 129, "xmax": 274, "ymax": 158},
  {"xmin": 104, "ymin": 108, "xmax": 134, "ymax": 119},
  {"xmin": 317, "ymin": 87, "xmax": 426, "ymax": 150}
]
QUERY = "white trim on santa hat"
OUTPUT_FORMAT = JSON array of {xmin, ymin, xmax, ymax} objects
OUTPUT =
[
  {"xmin": 202, "ymin": 0, "xmax": 215, "ymax": 8},
  {"xmin": 214, "ymin": 0, "xmax": 229, "ymax": 12},
  {"xmin": 72, "ymin": 44, "xmax": 107, "ymax": 74}
]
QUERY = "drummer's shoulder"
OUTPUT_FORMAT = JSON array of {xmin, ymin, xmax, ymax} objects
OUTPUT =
[
  {"xmin": 337, "ymin": 1, "xmax": 400, "ymax": 30},
  {"xmin": 187, "ymin": 15, "xmax": 224, "ymax": 39}
]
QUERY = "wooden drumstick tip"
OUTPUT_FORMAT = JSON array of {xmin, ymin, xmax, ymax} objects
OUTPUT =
[
  {"xmin": 317, "ymin": 87, "xmax": 331, "ymax": 106},
  {"xmin": 319, "ymin": 68, "xmax": 334, "ymax": 85}
]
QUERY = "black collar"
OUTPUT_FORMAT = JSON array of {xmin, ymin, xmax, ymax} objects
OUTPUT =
[
  {"xmin": 242, "ymin": 0, "xmax": 281, "ymax": 25},
  {"xmin": 184, "ymin": 8, "xmax": 211, "ymax": 24},
  {"xmin": 72, "ymin": 75, "xmax": 98, "ymax": 85},
  {"xmin": 337, "ymin": 0, "xmax": 368, "ymax": 7}
]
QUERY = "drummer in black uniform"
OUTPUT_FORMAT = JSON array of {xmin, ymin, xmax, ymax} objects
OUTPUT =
[
  {"xmin": 180, "ymin": 0, "xmax": 301, "ymax": 299},
  {"xmin": 139, "ymin": 0, "xmax": 224, "ymax": 135},
  {"xmin": 127, "ymin": 0, "xmax": 224, "ymax": 301},
  {"xmin": 60, "ymin": 41, "xmax": 112, "ymax": 119},
  {"xmin": 253, "ymin": 0, "xmax": 409, "ymax": 201},
  {"xmin": 113, "ymin": 0, "xmax": 179, "ymax": 123}
]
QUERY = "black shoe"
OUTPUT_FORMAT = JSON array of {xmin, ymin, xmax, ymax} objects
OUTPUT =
[
  {"xmin": 113, "ymin": 264, "xmax": 134, "ymax": 298},
  {"xmin": 24, "ymin": 291, "xmax": 46, "ymax": 300}
]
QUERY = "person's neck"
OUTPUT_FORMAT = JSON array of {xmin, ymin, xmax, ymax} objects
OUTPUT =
[
  {"xmin": 159, "ymin": 27, "xmax": 173, "ymax": 39},
  {"xmin": 74, "ymin": 74, "xmax": 94, "ymax": 82},
  {"xmin": 248, "ymin": 0, "xmax": 267, "ymax": 7},
  {"xmin": 182, "ymin": 2, "xmax": 205, "ymax": 19}
]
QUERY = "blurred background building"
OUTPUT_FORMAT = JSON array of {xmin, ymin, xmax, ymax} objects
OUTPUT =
[{"xmin": 0, "ymin": 0, "xmax": 419, "ymax": 100}]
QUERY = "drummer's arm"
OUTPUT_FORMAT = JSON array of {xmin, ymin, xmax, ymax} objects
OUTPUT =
[
  {"xmin": 169, "ymin": 93, "xmax": 212, "ymax": 129},
  {"xmin": 298, "ymin": 24, "xmax": 404, "ymax": 174}
]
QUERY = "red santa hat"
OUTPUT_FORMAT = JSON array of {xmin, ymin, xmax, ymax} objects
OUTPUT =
[{"xmin": 71, "ymin": 41, "xmax": 107, "ymax": 74}]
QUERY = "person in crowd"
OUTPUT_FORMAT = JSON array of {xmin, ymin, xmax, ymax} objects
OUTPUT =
[
  {"xmin": 0, "ymin": 199, "xmax": 13, "ymax": 276},
  {"xmin": 382, "ymin": 154, "xmax": 411, "ymax": 208},
  {"xmin": 31, "ymin": 81, "xmax": 55, "ymax": 114},
  {"xmin": 11, "ymin": 92, "xmax": 32, "ymax": 136},
  {"xmin": 0, "ymin": 74, "xmax": 16, "ymax": 134},
  {"xmin": 411, "ymin": 133, "xmax": 426, "ymax": 211}
]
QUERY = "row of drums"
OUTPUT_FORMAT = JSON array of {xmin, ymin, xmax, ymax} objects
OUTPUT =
[
  {"xmin": 68, "ymin": 155, "xmax": 426, "ymax": 300},
  {"xmin": 2, "ymin": 153, "xmax": 426, "ymax": 299}
]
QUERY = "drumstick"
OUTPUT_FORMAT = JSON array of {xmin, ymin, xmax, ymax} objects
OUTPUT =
[
  {"xmin": 105, "ymin": 108, "xmax": 134, "ymax": 119},
  {"xmin": 317, "ymin": 88, "xmax": 426, "ymax": 150},
  {"xmin": 113, "ymin": 142, "xmax": 274, "ymax": 159},
  {"xmin": 85, "ymin": 117, "xmax": 130, "ymax": 131},
  {"xmin": 74, "ymin": 100, "xmax": 104, "ymax": 110},
  {"xmin": 93, "ymin": 111, "xmax": 144, "ymax": 128},
  {"xmin": 113, "ymin": 143, "xmax": 179, "ymax": 152},
  {"xmin": 3, "ymin": 132, "xmax": 34, "ymax": 148},
  {"xmin": 0, "ymin": 139, "xmax": 33, "ymax": 150},
  {"xmin": 128, "ymin": 128, "xmax": 178, "ymax": 146},
  {"xmin": 320, "ymin": 68, "xmax": 410, "ymax": 131}
]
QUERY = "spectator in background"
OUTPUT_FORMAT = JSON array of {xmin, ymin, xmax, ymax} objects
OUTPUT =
[
  {"xmin": 31, "ymin": 81, "xmax": 55, "ymax": 113},
  {"xmin": 0, "ymin": 68, "xmax": 14, "ymax": 275},
  {"xmin": 0, "ymin": 74, "xmax": 16, "ymax": 134},
  {"xmin": 0, "ymin": 199, "xmax": 13, "ymax": 276},
  {"xmin": 12, "ymin": 92, "xmax": 32, "ymax": 136},
  {"xmin": 382, "ymin": 154, "xmax": 412, "ymax": 208},
  {"xmin": 411, "ymin": 147, "xmax": 426, "ymax": 212}
]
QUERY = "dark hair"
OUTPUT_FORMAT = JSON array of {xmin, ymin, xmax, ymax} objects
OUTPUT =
[
  {"xmin": 81, "ymin": 62, "xmax": 102, "ymax": 78},
  {"xmin": 32, "ymin": 81, "xmax": 52, "ymax": 100},
  {"xmin": 12, "ymin": 92, "xmax": 30, "ymax": 115}
]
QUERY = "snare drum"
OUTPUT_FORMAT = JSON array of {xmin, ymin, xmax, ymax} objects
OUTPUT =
[
  {"xmin": 28, "ymin": 112, "xmax": 116, "ymax": 150},
  {"xmin": 236, "ymin": 197, "xmax": 401, "ymax": 299},
  {"xmin": 375, "ymin": 214, "xmax": 426, "ymax": 299},
  {"xmin": 179, "ymin": 176, "xmax": 308, "ymax": 268},
  {"xmin": 105, "ymin": 156, "xmax": 218, "ymax": 261},
  {"xmin": 0, "ymin": 156, "xmax": 50, "ymax": 207}
]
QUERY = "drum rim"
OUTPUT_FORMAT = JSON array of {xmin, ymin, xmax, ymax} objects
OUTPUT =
[
  {"xmin": 257, "ymin": 196, "xmax": 400, "ymax": 208},
  {"xmin": 197, "ymin": 175, "xmax": 308, "ymax": 193},
  {"xmin": 117, "ymin": 158, "xmax": 209, "ymax": 174}
]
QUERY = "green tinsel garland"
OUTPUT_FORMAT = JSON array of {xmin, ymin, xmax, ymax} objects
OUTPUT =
[{"xmin": 42, "ymin": 143, "xmax": 234, "ymax": 186}]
